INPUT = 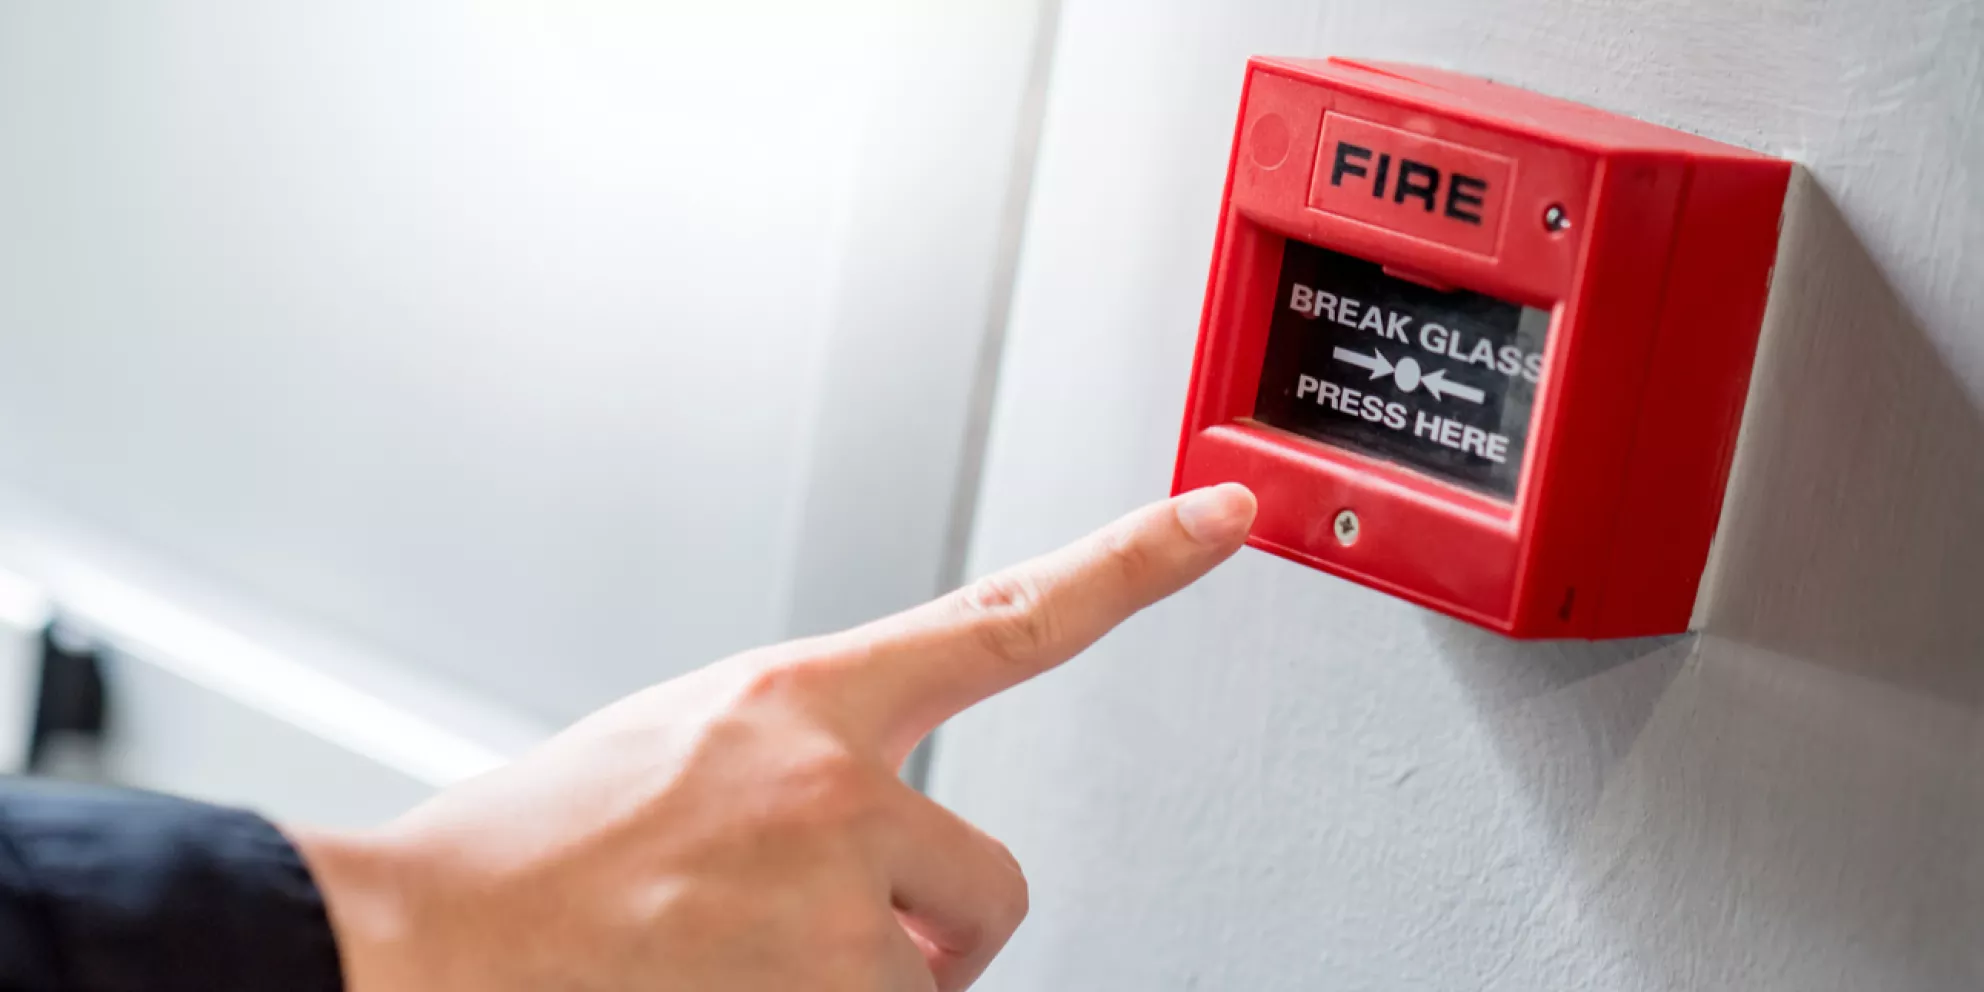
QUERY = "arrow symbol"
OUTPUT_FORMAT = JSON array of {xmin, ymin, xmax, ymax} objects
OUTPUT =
[
  {"xmin": 1420, "ymin": 369, "xmax": 1486, "ymax": 404},
  {"xmin": 1331, "ymin": 347, "xmax": 1395, "ymax": 381}
]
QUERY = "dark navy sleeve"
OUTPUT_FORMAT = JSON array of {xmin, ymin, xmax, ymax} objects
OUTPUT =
[{"xmin": 0, "ymin": 783, "xmax": 345, "ymax": 992}]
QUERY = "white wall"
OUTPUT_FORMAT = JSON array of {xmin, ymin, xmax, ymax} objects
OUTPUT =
[
  {"xmin": 0, "ymin": 0, "xmax": 871, "ymax": 723},
  {"xmin": 0, "ymin": 492, "xmax": 539, "ymax": 824},
  {"xmin": 931, "ymin": 2, "xmax": 1983, "ymax": 990},
  {"xmin": 0, "ymin": 0, "xmax": 1043, "ymax": 747},
  {"xmin": 0, "ymin": 568, "xmax": 50, "ymax": 774},
  {"xmin": 783, "ymin": 0, "xmax": 1056, "ymax": 638}
]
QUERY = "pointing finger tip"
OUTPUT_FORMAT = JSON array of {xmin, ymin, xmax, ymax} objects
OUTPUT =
[{"xmin": 1173, "ymin": 483, "xmax": 1256, "ymax": 548}]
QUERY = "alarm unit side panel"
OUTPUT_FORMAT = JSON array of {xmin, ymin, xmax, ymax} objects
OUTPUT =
[{"xmin": 1593, "ymin": 153, "xmax": 1794, "ymax": 637}]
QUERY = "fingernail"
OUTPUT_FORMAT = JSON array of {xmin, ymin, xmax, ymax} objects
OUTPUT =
[{"xmin": 1174, "ymin": 483, "xmax": 1257, "ymax": 546}]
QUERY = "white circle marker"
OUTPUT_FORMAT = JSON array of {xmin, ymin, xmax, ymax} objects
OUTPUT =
[{"xmin": 1394, "ymin": 356, "xmax": 1422, "ymax": 393}]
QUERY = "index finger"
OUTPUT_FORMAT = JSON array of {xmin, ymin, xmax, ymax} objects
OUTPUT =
[{"xmin": 837, "ymin": 483, "xmax": 1255, "ymax": 761}]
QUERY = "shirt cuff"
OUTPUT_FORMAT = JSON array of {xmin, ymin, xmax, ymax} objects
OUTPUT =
[{"xmin": 0, "ymin": 785, "xmax": 345, "ymax": 992}]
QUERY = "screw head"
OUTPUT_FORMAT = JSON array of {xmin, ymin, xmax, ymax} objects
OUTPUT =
[
  {"xmin": 1332, "ymin": 509, "xmax": 1361, "ymax": 547},
  {"xmin": 1543, "ymin": 204, "xmax": 1572, "ymax": 233}
]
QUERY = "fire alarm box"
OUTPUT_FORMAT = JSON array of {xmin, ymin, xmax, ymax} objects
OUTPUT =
[{"xmin": 1172, "ymin": 57, "xmax": 1792, "ymax": 638}]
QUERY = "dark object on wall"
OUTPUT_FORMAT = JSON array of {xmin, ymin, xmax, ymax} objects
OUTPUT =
[{"xmin": 26, "ymin": 623, "xmax": 109, "ymax": 776}]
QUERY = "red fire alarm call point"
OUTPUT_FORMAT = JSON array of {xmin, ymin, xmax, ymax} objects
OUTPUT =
[{"xmin": 1172, "ymin": 57, "xmax": 1792, "ymax": 638}]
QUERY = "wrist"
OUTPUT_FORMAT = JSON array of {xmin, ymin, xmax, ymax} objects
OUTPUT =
[{"xmin": 287, "ymin": 824, "xmax": 426, "ymax": 992}]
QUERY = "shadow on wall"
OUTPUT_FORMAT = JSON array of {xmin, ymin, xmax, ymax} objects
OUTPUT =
[
  {"xmin": 1432, "ymin": 172, "xmax": 1984, "ymax": 991},
  {"xmin": 1628, "ymin": 168, "xmax": 1984, "ymax": 992},
  {"xmin": 1707, "ymin": 170, "xmax": 1984, "ymax": 700}
]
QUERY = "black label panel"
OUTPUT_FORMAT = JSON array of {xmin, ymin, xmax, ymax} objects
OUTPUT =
[{"xmin": 1253, "ymin": 240, "xmax": 1551, "ymax": 500}]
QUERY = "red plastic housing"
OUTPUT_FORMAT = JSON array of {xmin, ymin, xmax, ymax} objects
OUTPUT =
[{"xmin": 1172, "ymin": 57, "xmax": 1791, "ymax": 638}]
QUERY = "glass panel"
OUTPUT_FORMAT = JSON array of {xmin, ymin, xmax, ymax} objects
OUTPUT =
[{"xmin": 1253, "ymin": 239, "xmax": 1551, "ymax": 501}]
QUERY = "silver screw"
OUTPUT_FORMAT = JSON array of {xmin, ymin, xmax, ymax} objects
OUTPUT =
[
  {"xmin": 1333, "ymin": 509, "xmax": 1361, "ymax": 547},
  {"xmin": 1544, "ymin": 204, "xmax": 1571, "ymax": 233}
]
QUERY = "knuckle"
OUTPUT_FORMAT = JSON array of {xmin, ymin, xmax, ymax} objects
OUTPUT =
[
  {"xmin": 772, "ymin": 744, "xmax": 887, "ymax": 831},
  {"xmin": 957, "ymin": 572, "xmax": 1058, "ymax": 666},
  {"xmin": 734, "ymin": 651, "xmax": 833, "ymax": 704},
  {"xmin": 1096, "ymin": 526, "xmax": 1155, "ymax": 587}
]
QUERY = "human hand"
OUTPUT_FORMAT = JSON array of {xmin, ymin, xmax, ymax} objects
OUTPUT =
[{"xmin": 293, "ymin": 483, "xmax": 1255, "ymax": 992}]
